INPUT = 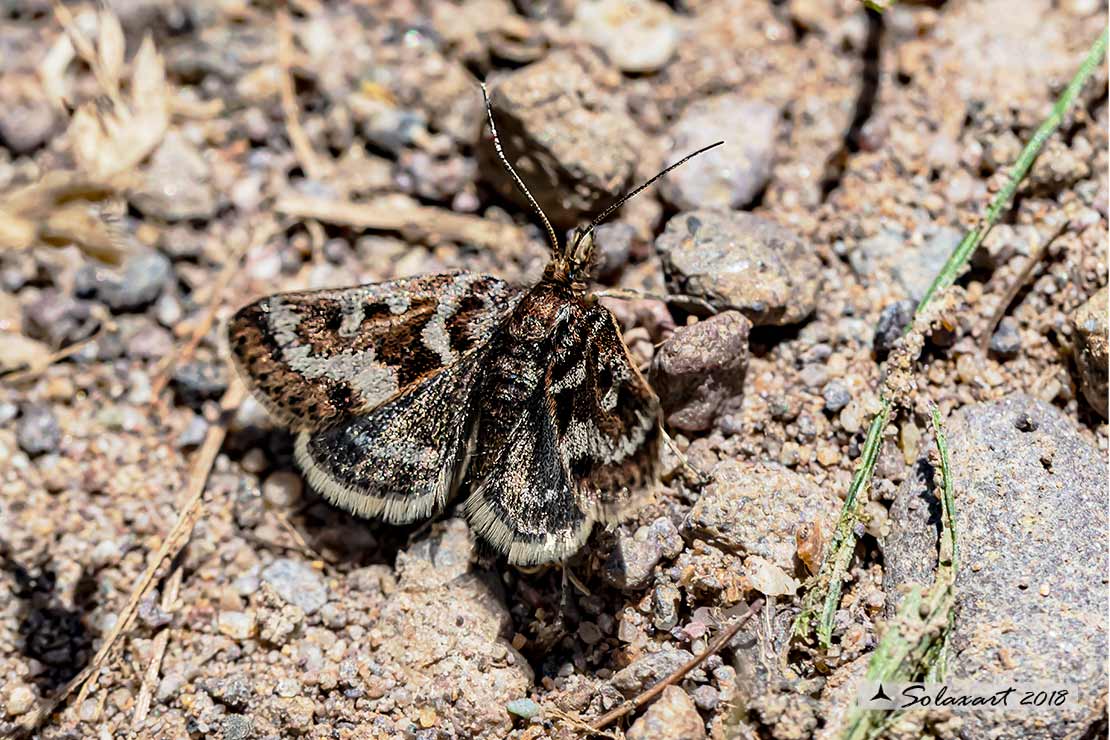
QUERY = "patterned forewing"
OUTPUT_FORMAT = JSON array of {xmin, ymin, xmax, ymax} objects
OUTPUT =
[
  {"xmin": 548, "ymin": 304, "xmax": 661, "ymax": 522},
  {"xmin": 227, "ymin": 272, "xmax": 520, "ymax": 429}
]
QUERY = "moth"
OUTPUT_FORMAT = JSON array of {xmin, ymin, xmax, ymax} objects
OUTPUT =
[{"xmin": 228, "ymin": 85, "xmax": 720, "ymax": 565}]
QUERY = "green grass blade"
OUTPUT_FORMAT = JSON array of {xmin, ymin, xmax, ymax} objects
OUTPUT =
[{"xmin": 794, "ymin": 27, "xmax": 1107, "ymax": 647}]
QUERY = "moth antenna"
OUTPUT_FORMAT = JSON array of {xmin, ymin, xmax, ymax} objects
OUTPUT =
[
  {"xmin": 572, "ymin": 140, "xmax": 724, "ymax": 253},
  {"xmin": 480, "ymin": 82, "xmax": 561, "ymax": 255}
]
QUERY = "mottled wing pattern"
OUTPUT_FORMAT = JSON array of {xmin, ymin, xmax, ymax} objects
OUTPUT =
[
  {"xmin": 227, "ymin": 271, "xmax": 520, "ymax": 429},
  {"xmin": 294, "ymin": 351, "xmax": 486, "ymax": 524},
  {"xmin": 464, "ymin": 398, "xmax": 593, "ymax": 565},
  {"xmin": 463, "ymin": 287, "xmax": 659, "ymax": 564},
  {"xmin": 548, "ymin": 303, "xmax": 661, "ymax": 523}
]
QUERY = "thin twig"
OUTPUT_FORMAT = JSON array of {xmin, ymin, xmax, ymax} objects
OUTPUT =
[
  {"xmin": 129, "ymin": 564, "xmax": 183, "ymax": 729},
  {"xmin": 590, "ymin": 598, "xmax": 764, "ymax": 731},
  {"xmin": 277, "ymin": 11, "xmax": 327, "ymax": 181},
  {"xmin": 793, "ymin": 27, "xmax": 1109, "ymax": 647},
  {"xmin": 275, "ymin": 194, "xmax": 526, "ymax": 253},
  {"xmin": 979, "ymin": 222, "xmax": 1067, "ymax": 353},
  {"xmin": 3, "ymin": 320, "xmax": 114, "ymax": 384},
  {"xmin": 546, "ymin": 706, "xmax": 620, "ymax": 739},
  {"xmin": 19, "ymin": 381, "xmax": 245, "ymax": 735}
]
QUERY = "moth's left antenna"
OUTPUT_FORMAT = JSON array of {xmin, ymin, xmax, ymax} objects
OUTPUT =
[{"xmin": 481, "ymin": 83, "xmax": 560, "ymax": 255}]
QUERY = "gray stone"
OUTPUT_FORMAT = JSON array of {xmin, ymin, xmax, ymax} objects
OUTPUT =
[
  {"xmin": 656, "ymin": 210, "xmax": 820, "ymax": 326},
  {"xmin": 1069, "ymin": 286, "xmax": 1107, "ymax": 418},
  {"xmin": 647, "ymin": 516, "xmax": 684, "ymax": 558},
  {"xmin": 626, "ymin": 685, "xmax": 706, "ymax": 740},
  {"xmin": 220, "ymin": 714, "xmax": 253, "ymax": 740},
  {"xmin": 603, "ymin": 529, "xmax": 664, "ymax": 590},
  {"xmin": 591, "ymin": 221, "xmax": 636, "ymax": 277},
  {"xmin": 132, "ymin": 131, "xmax": 218, "ymax": 221},
  {"xmin": 124, "ymin": 323, "xmax": 174, "ymax": 360},
  {"xmin": 988, "ymin": 316, "xmax": 1022, "ymax": 358},
  {"xmin": 872, "ymin": 299, "xmax": 916, "ymax": 354},
  {"xmin": 80, "ymin": 251, "xmax": 173, "ymax": 312},
  {"xmin": 0, "ymin": 98, "xmax": 59, "ymax": 155},
  {"xmin": 575, "ymin": 0, "xmax": 680, "ymax": 74},
  {"xmin": 479, "ymin": 49, "xmax": 645, "ymax": 229},
  {"xmin": 884, "ymin": 395, "xmax": 1107, "ymax": 740},
  {"xmin": 685, "ymin": 460, "xmax": 840, "ymax": 571},
  {"xmin": 850, "ymin": 227, "xmax": 957, "ymax": 302},
  {"xmin": 23, "ymin": 291, "xmax": 99, "ymax": 347},
  {"xmin": 650, "ymin": 311, "xmax": 750, "ymax": 431},
  {"xmin": 17, "ymin": 404, "xmax": 61, "ymax": 456},
  {"xmin": 690, "ymin": 684, "xmax": 720, "ymax": 711},
  {"xmin": 660, "ymin": 95, "xmax": 780, "ymax": 211},
  {"xmin": 821, "ymin": 381, "xmax": 851, "ymax": 412},
  {"xmin": 505, "ymin": 698, "xmax": 540, "ymax": 719},
  {"xmin": 172, "ymin": 361, "xmax": 229, "ymax": 409},
  {"xmin": 652, "ymin": 582, "xmax": 680, "ymax": 631},
  {"xmin": 207, "ymin": 675, "xmax": 253, "ymax": 710},
  {"xmin": 611, "ymin": 647, "xmax": 694, "ymax": 696},
  {"xmin": 261, "ymin": 559, "xmax": 328, "ymax": 615}
]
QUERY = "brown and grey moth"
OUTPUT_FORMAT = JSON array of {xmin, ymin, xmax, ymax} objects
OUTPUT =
[{"xmin": 227, "ymin": 85, "xmax": 721, "ymax": 565}]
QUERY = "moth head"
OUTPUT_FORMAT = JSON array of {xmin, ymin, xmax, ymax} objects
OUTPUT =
[
  {"xmin": 566, "ymin": 225, "xmax": 598, "ymax": 281},
  {"xmin": 480, "ymin": 82, "xmax": 723, "ymax": 283}
]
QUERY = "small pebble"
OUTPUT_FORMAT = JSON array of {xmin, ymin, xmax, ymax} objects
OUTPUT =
[
  {"xmin": 17, "ymin": 404, "xmax": 61, "ymax": 456},
  {"xmin": 262, "ymin": 559, "xmax": 328, "ymax": 615},
  {"xmin": 505, "ymin": 698, "xmax": 541, "ymax": 719},
  {"xmin": 263, "ymin": 471, "xmax": 304, "ymax": 508},
  {"xmin": 873, "ymin": 299, "xmax": 916, "ymax": 354},
  {"xmin": 221, "ymin": 714, "xmax": 253, "ymax": 740},
  {"xmin": 275, "ymin": 678, "xmax": 301, "ymax": 698},
  {"xmin": 989, "ymin": 317, "xmax": 1022, "ymax": 357},
  {"xmin": 691, "ymin": 684, "xmax": 720, "ymax": 711},
  {"xmin": 577, "ymin": 621, "xmax": 603, "ymax": 645},
  {"xmin": 218, "ymin": 610, "xmax": 257, "ymax": 640},
  {"xmin": 822, "ymin": 380, "xmax": 852, "ymax": 412},
  {"xmin": 6, "ymin": 685, "xmax": 35, "ymax": 716}
]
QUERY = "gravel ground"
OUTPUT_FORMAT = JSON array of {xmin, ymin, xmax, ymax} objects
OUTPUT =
[{"xmin": 0, "ymin": 1, "xmax": 1106, "ymax": 739}]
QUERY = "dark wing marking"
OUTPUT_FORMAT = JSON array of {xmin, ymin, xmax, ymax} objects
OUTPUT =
[
  {"xmin": 227, "ymin": 271, "xmax": 521, "ymax": 429},
  {"xmin": 548, "ymin": 304, "xmax": 661, "ymax": 523},
  {"xmin": 463, "ymin": 400, "xmax": 594, "ymax": 566},
  {"xmin": 294, "ymin": 350, "xmax": 485, "ymax": 524}
]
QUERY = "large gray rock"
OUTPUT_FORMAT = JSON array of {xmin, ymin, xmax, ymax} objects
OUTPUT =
[
  {"xmin": 660, "ymin": 94, "xmax": 780, "ymax": 211},
  {"xmin": 656, "ymin": 210, "xmax": 820, "ymax": 326},
  {"xmin": 1070, "ymin": 286, "xmax": 1107, "ymax": 419},
  {"xmin": 480, "ymin": 49, "xmax": 645, "ymax": 228},
  {"xmin": 649, "ymin": 311, "xmax": 750, "ymax": 432},
  {"xmin": 885, "ymin": 395, "xmax": 1107, "ymax": 739}
]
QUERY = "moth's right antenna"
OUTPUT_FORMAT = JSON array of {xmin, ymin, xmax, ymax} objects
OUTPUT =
[{"xmin": 481, "ymin": 83, "xmax": 561, "ymax": 255}]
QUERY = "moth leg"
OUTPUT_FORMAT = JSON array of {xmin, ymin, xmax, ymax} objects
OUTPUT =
[
  {"xmin": 593, "ymin": 287, "xmax": 718, "ymax": 315},
  {"xmin": 661, "ymin": 427, "xmax": 712, "ymax": 486}
]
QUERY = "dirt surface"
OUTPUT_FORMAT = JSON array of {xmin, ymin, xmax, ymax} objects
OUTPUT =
[{"xmin": 0, "ymin": 1, "xmax": 1106, "ymax": 739}]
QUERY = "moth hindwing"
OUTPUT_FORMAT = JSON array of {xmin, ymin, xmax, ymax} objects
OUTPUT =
[{"xmin": 228, "ymin": 270, "xmax": 662, "ymax": 565}]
